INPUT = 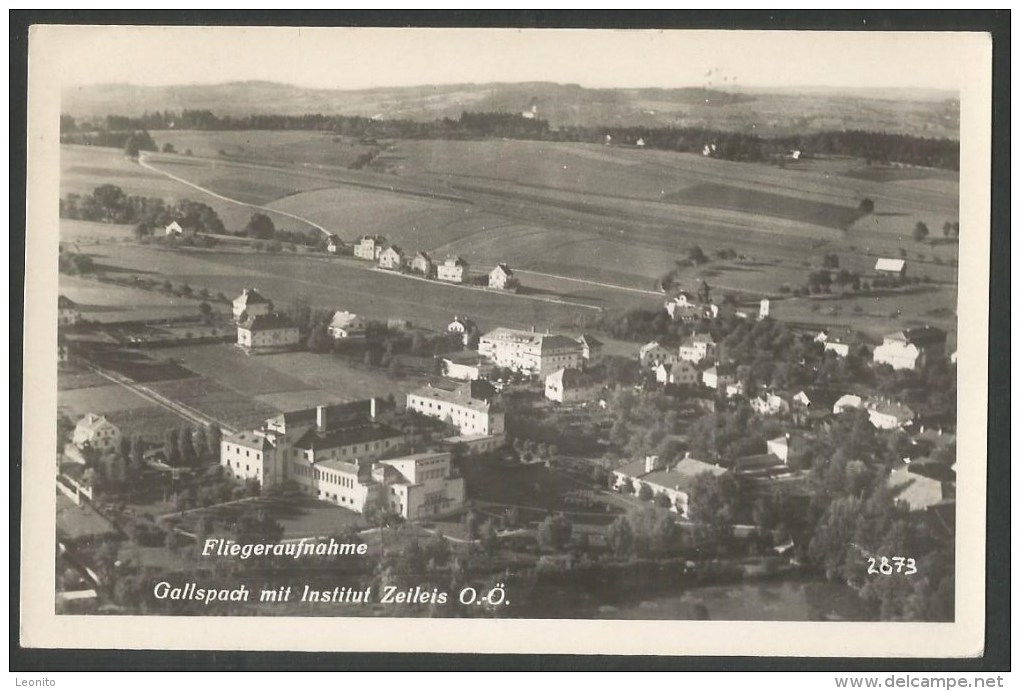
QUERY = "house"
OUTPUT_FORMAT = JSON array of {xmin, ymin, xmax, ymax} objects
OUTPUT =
[
  {"xmin": 873, "ymin": 326, "xmax": 947, "ymax": 370},
  {"xmin": 236, "ymin": 313, "xmax": 300, "ymax": 354},
  {"xmin": 545, "ymin": 368, "xmax": 599, "ymax": 403},
  {"xmin": 441, "ymin": 352, "xmax": 493, "ymax": 382},
  {"xmin": 327, "ymin": 311, "xmax": 365, "ymax": 340},
  {"xmin": 437, "ymin": 256, "xmax": 469, "ymax": 283},
  {"xmin": 410, "ymin": 251, "xmax": 435, "ymax": 278},
  {"xmin": 232, "ymin": 288, "xmax": 272, "ymax": 322},
  {"xmin": 677, "ymin": 333, "xmax": 716, "ymax": 363},
  {"xmin": 576, "ymin": 334, "xmax": 603, "ymax": 362},
  {"xmin": 767, "ymin": 435, "xmax": 792, "ymax": 463},
  {"xmin": 824, "ymin": 339, "xmax": 851, "ymax": 358},
  {"xmin": 488, "ymin": 263, "xmax": 515, "ymax": 290},
  {"xmin": 874, "ymin": 258, "xmax": 907, "ymax": 278},
  {"xmin": 378, "ymin": 245, "xmax": 405, "ymax": 271},
  {"xmin": 406, "ymin": 383, "xmax": 504, "ymax": 437},
  {"xmin": 325, "ymin": 235, "xmax": 344, "ymax": 254},
  {"xmin": 886, "ymin": 465, "xmax": 952, "ymax": 512},
  {"xmin": 58, "ymin": 296, "xmax": 81, "ymax": 327},
  {"xmin": 750, "ymin": 392, "xmax": 789, "ymax": 416},
  {"xmin": 759, "ymin": 299, "xmax": 770, "ymax": 320},
  {"xmin": 354, "ymin": 235, "xmax": 387, "ymax": 261},
  {"xmin": 72, "ymin": 413, "xmax": 121, "ymax": 453},
  {"xmin": 665, "ymin": 293, "xmax": 716, "ymax": 322},
  {"xmin": 612, "ymin": 453, "xmax": 727, "ymax": 517},
  {"xmin": 655, "ymin": 360, "xmax": 698, "ymax": 387},
  {"xmin": 164, "ymin": 220, "xmax": 198, "ymax": 238},
  {"xmin": 702, "ymin": 363, "xmax": 738, "ymax": 391},
  {"xmin": 447, "ymin": 316, "xmax": 477, "ymax": 347},
  {"xmin": 833, "ymin": 394, "xmax": 863, "ymax": 415},
  {"xmin": 864, "ymin": 398, "xmax": 915, "ymax": 430},
  {"xmin": 478, "ymin": 327, "xmax": 584, "ymax": 377},
  {"xmin": 639, "ymin": 341, "xmax": 677, "ymax": 369},
  {"xmin": 635, "ymin": 137, "xmax": 645, "ymax": 147}
]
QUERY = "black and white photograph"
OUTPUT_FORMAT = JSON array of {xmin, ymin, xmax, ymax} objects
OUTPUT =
[{"xmin": 19, "ymin": 22, "xmax": 996, "ymax": 659}]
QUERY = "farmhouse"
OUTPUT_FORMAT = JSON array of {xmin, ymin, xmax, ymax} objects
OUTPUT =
[
  {"xmin": 702, "ymin": 363, "xmax": 738, "ymax": 391},
  {"xmin": 478, "ymin": 327, "xmax": 584, "ymax": 376},
  {"xmin": 874, "ymin": 258, "xmax": 907, "ymax": 278},
  {"xmin": 488, "ymin": 263, "xmax": 516, "ymax": 290},
  {"xmin": 872, "ymin": 326, "xmax": 947, "ymax": 370},
  {"xmin": 665, "ymin": 293, "xmax": 716, "ymax": 322},
  {"xmin": 327, "ymin": 311, "xmax": 365, "ymax": 340},
  {"xmin": 236, "ymin": 313, "xmax": 300, "ymax": 354},
  {"xmin": 72, "ymin": 413, "xmax": 121, "ymax": 453},
  {"xmin": 639, "ymin": 341, "xmax": 677, "ymax": 369},
  {"xmin": 409, "ymin": 251, "xmax": 435, "ymax": 278},
  {"xmin": 406, "ymin": 383, "xmax": 504, "ymax": 437},
  {"xmin": 164, "ymin": 220, "xmax": 197, "ymax": 238},
  {"xmin": 576, "ymin": 334, "xmax": 603, "ymax": 362},
  {"xmin": 545, "ymin": 367, "xmax": 599, "ymax": 403},
  {"xmin": 447, "ymin": 316, "xmax": 477, "ymax": 347},
  {"xmin": 612, "ymin": 453, "xmax": 727, "ymax": 517},
  {"xmin": 232, "ymin": 288, "xmax": 272, "ymax": 322},
  {"xmin": 437, "ymin": 256, "xmax": 469, "ymax": 283},
  {"xmin": 654, "ymin": 360, "xmax": 698, "ymax": 387},
  {"xmin": 58, "ymin": 295, "xmax": 81, "ymax": 326},
  {"xmin": 441, "ymin": 352, "xmax": 493, "ymax": 382},
  {"xmin": 750, "ymin": 392, "xmax": 790, "ymax": 416},
  {"xmin": 325, "ymin": 234, "xmax": 344, "ymax": 254},
  {"xmin": 864, "ymin": 398, "xmax": 915, "ymax": 430},
  {"xmin": 354, "ymin": 235, "xmax": 387, "ymax": 261},
  {"xmin": 677, "ymin": 333, "xmax": 717, "ymax": 363},
  {"xmin": 814, "ymin": 329, "xmax": 854, "ymax": 357},
  {"xmin": 378, "ymin": 245, "xmax": 405, "ymax": 271}
]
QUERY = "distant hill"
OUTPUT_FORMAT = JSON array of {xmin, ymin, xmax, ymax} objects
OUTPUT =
[{"xmin": 61, "ymin": 80, "xmax": 959, "ymax": 139}]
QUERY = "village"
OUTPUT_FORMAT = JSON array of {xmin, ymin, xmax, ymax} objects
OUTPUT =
[{"xmin": 56, "ymin": 230, "xmax": 958, "ymax": 618}]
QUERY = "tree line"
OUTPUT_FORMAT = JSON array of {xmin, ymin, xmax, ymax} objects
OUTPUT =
[
  {"xmin": 59, "ymin": 108, "xmax": 960, "ymax": 171},
  {"xmin": 60, "ymin": 183, "xmax": 225, "ymax": 234}
]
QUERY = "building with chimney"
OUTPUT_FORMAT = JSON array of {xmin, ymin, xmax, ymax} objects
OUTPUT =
[
  {"xmin": 232, "ymin": 288, "xmax": 272, "ymax": 322},
  {"xmin": 478, "ymin": 327, "xmax": 584, "ymax": 376}
]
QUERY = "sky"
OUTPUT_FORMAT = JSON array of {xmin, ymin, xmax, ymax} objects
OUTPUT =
[{"xmin": 38, "ymin": 26, "xmax": 983, "ymax": 92}]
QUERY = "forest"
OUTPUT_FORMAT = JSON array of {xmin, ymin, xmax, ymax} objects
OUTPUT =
[{"xmin": 59, "ymin": 108, "xmax": 960, "ymax": 170}]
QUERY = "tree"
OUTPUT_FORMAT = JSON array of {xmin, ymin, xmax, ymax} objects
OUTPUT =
[
  {"xmin": 233, "ymin": 508, "xmax": 284, "ymax": 544},
  {"xmin": 207, "ymin": 424, "xmax": 223, "ymax": 457},
  {"xmin": 479, "ymin": 520, "xmax": 499, "ymax": 554},
  {"xmin": 913, "ymin": 222, "xmax": 929, "ymax": 242},
  {"xmin": 606, "ymin": 516, "xmax": 635, "ymax": 556},
  {"xmin": 463, "ymin": 510, "xmax": 481, "ymax": 540},
  {"xmin": 388, "ymin": 356, "xmax": 404, "ymax": 379},
  {"xmin": 123, "ymin": 134, "xmax": 141, "ymax": 159},
  {"xmin": 688, "ymin": 246, "xmax": 709, "ymax": 265},
  {"xmin": 161, "ymin": 142, "xmax": 176, "ymax": 154},
  {"xmin": 164, "ymin": 427, "xmax": 181, "ymax": 466},
  {"xmin": 244, "ymin": 213, "xmax": 276, "ymax": 240},
  {"xmin": 198, "ymin": 301, "xmax": 213, "ymax": 322},
  {"xmin": 179, "ymin": 427, "xmax": 197, "ymax": 466},
  {"xmin": 538, "ymin": 514, "xmax": 572, "ymax": 551},
  {"xmin": 942, "ymin": 221, "xmax": 953, "ymax": 237},
  {"xmin": 858, "ymin": 198, "xmax": 875, "ymax": 214},
  {"xmin": 130, "ymin": 434, "xmax": 146, "ymax": 471},
  {"xmin": 306, "ymin": 324, "xmax": 331, "ymax": 353},
  {"xmin": 687, "ymin": 472, "xmax": 741, "ymax": 540},
  {"xmin": 637, "ymin": 483, "xmax": 654, "ymax": 502}
]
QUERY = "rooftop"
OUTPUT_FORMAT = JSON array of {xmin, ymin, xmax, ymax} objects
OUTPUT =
[
  {"xmin": 409, "ymin": 384, "xmax": 493, "ymax": 412},
  {"xmin": 224, "ymin": 429, "xmax": 276, "ymax": 452},
  {"xmin": 234, "ymin": 288, "xmax": 269, "ymax": 305},
  {"xmin": 238, "ymin": 312, "xmax": 296, "ymax": 331},
  {"xmin": 293, "ymin": 422, "xmax": 403, "ymax": 452}
]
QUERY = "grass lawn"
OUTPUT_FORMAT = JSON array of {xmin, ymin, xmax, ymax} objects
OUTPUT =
[
  {"xmin": 145, "ymin": 376, "xmax": 280, "ymax": 431},
  {"xmin": 178, "ymin": 495, "xmax": 367, "ymax": 539}
]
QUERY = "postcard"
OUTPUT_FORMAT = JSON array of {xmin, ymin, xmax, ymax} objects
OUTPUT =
[{"xmin": 20, "ymin": 24, "xmax": 992, "ymax": 657}]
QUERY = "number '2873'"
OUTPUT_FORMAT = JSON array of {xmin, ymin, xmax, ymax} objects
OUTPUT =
[{"xmin": 867, "ymin": 556, "xmax": 917, "ymax": 575}]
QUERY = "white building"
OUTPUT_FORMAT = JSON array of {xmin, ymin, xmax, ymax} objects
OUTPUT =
[
  {"xmin": 702, "ymin": 363, "xmax": 738, "ymax": 391},
  {"xmin": 406, "ymin": 384, "xmax": 504, "ymax": 437},
  {"xmin": 665, "ymin": 293, "xmax": 716, "ymax": 322},
  {"xmin": 864, "ymin": 398, "xmax": 915, "ymax": 430},
  {"xmin": 612, "ymin": 453, "xmax": 727, "ymax": 517},
  {"xmin": 478, "ymin": 327, "xmax": 584, "ymax": 377},
  {"xmin": 447, "ymin": 316, "xmax": 477, "ymax": 347},
  {"xmin": 488, "ymin": 263, "xmax": 515, "ymax": 290},
  {"xmin": 441, "ymin": 352, "xmax": 493, "ymax": 382},
  {"xmin": 237, "ymin": 313, "xmax": 300, "ymax": 354},
  {"xmin": 328, "ymin": 311, "xmax": 365, "ymax": 340},
  {"xmin": 545, "ymin": 367, "xmax": 598, "ymax": 403},
  {"xmin": 354, "ymin": 235, "xmax": 387, "ymax": 261},
  {"xmin": 873, "ymin": 327, "xmax": 947, "ymax": 371},
  {"xmin": 750, "ymin": 392, "xmax": 789, "ymax": 416},
  {"xmin": 378, "ymin": 245, "xmax": 405, "ymax": 271},
  {"xmin": 874, "ymin": 258, "xmax": 907, "ymax": 278},
  {"xmin": 677, "ymin": 333, "xmax": 716, "ymax": 363},
  {"xmin": 833, "ymin": 394, "xmax": 863, "ymax": 415},
  {"xmin": 72, "ymin": 413, "xmax": 121, "ymax": 453},
  {"xmin": 576, "ymin": 334, "xmax": 603, "ymax": 363},
  {"xmin": 437, "ymin": 256, "xmax": 469, "ymax": 283},
  {"xmin": 766, "ymin": 435, "xmax": 791, "ymax": 463},
  {"xmin": 232, "ymin": 288, "xmax": 272, "ymax": 322},
  {"xmin": 639, "ymin": 341, "xmax": 677, "ymax": 369}
]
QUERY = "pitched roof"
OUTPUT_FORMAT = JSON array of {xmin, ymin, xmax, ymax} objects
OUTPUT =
[
  {"xmin": 329, "ymin": 311, "xmax": 362, "ymax": 329},
  {"xmin": 58, "ymin": 295, "xmax": 77, "ymax": 309},
  {"xmin": 887, "ymin": 465, "xmax": 946, "ymax": 511},
  {"xmin": 293, "ymin": 423, "xmax": 403, "ymax": 452},
  {"xmin": 223, "ymin": 429, "xmax": 276, "ymax": 451},
  {"xmin": 874, "ymin": 258, "xmax": 906, "ymax": 272},
  {"xmin": 865, "ymin": 398, "xmax": 914, "ymax": 421},
  {"xmin": 443, "ymin": 255, "xmax": 468, "ymax": 266},
  {"xmin": 234, "ymin": 288, "xmax": 269, "ymax": 305},
  {"xmin": 491, "ymin": 263, "xmax": 513, "ymax": 276},
  {"xmin": 409, "ymin": 384, "xmax": 493, "ymax": 412},
  {"xmin": 76, "ymin": 413, "xmax": 114, "ymax": 432},
  {"xmin": 577, "ymin": 333, "xmax": 603, "ymax": 348},
  {"xmin": 546, "ymin": 367, "xmax": 594, "ymax": 388},
  {"xmin": 641, "ymin": 456, "xmax": 727, "ymax": 493},
  {"xmin": 238, "ymin": 312, "xmax": 296, "ymax": 331}
]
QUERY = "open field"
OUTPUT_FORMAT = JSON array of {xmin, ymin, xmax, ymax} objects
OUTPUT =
[
  {"xmin": 148, "ymin": 130, "xmax": 376, "ymax": 170},
  {"xmin": 58, "ymin": 274, "xmax": 203, "ymax": 323},
  {"xmin": 144, "ymin": 376, "xmax": 280, "ymax": 432},
  {"xmin": 61, "ymin": 136, "xmax": 959, "ymax": 340},
  {"xmin": 57, "ymin": 381, "xmax": 193, "ymax": 440},
  {"xmin": 175, "ymin": 495, "xmax": 367, "ymax": 539}
]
